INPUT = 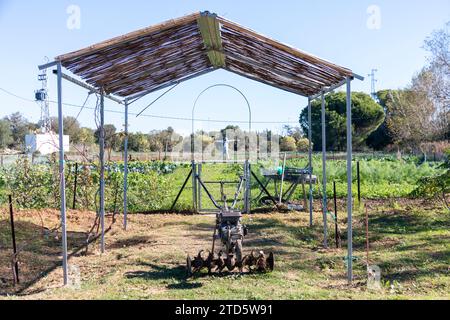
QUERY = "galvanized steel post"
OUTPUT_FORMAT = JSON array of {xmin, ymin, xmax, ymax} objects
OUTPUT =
[
  {"xmin": 99, "ymin": 92, "xmax": 105, "ymax": 253},
  {"xmin": 321, "ymin": 92, "xmax": 328, "ymax": 248},
  {"xmin": 307, "ymin": 98, "xmax": 313, "ymax": 227},
  {"xmin": 123, "ymin": 101, "xmax": 129, "ymax": 230},
  {"xmin": 346, "ymin": 77, "xmax": 353, "ymax": 282},
  {"xmin": 56, "ymin": 62, "xmax": 68, "ymax": 285}
]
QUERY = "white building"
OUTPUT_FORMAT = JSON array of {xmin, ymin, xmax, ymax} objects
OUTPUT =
[{"xmin": 25, "ymin": 133, "xmax": 70, "ymax": 155}]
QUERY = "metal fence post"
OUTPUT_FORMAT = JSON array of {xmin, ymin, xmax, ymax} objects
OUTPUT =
[
  {"xmin": 192, "ymin": 161, "xmax": 197, "ymax": 213},
  {"xmin": 321, "ymin": 92, "xmax": 328, "ymax": 248},
  {"xmin": 99, "ymin": 92, "xmax": 105, "ymax": 253},
  {"xmin": 307, "ymin": 98, "xmax": 313, "ymax": 227},
  {"xmin": 346, "ymin": 77, "xmax": 353, "ymax": 283},
  {"xmin": 197, "ymin": 163, "xmax": 202, "ymax": 212},
  {"xmin": 123, "ymin": 102, "xmax": 129, "ymax": 230},
  {"xmin": 56, "ymin": 62, "xmax": 68, "ymax": 285}
]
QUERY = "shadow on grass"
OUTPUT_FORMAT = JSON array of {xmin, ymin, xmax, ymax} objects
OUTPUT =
[
  {"xmin": 125, "ymin": 262, "xmax": 186, "ymax": 281},
  {"xmin": 124, "ymin": 262, "xmax": 203, "ymax": 290},
  {"xmin": 0, "ymin": 220, "xmax": 91, "ymax": 296},
  {"xmin": 368, "ymin": 210, "xmax": 450, "ymax": 235},
  {"xmin": 124, "ymin": 261, "xmax": 270, "ymax": 290},
  {"xmin": 349, "ymin": 208, "xmax": 450, "ymax": 284},
  {"xmin": 188, "ymin": 217, "xmax": 318, "ymax": 245},
  {"xmin": 108, "ymin": 235, "xmax": 156, "ymax": 249},
  {"xmin": 350, "ymin": 209, "xmax": 450, "ymax": 249}
]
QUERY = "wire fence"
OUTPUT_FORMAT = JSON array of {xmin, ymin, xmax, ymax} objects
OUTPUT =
[{"xmin": 0, "ymin": 150, "xmax": 445, "ymax": 215}]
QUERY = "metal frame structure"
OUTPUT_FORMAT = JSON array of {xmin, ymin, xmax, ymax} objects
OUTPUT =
[
  {"xmin": 38, "ymin": 11, "xmax": 363, "ymax": 286},
  {"xmin": 190, "ymin": 84, "xmax": 252, "ymax": 214},
  {"xmin": 305, "ymin": 77, "xmax": 356, "ymax": 281}
]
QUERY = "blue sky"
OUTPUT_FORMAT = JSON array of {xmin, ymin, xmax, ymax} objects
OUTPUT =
[{"xmin": 0, "ymin": 0, "xmax": 449, "ymax": 135}]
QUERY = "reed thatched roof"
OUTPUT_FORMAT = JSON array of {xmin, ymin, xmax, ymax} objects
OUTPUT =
[{"xmin": 56, "ymin": 11, "xmax": 354, "ymax": 99}]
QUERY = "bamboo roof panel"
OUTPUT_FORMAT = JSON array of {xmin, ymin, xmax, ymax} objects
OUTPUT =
[{"xmin": 56, "ymin": 11, "xmax": 355, "ymax": 98}]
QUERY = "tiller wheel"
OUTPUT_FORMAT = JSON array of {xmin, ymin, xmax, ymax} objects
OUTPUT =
[{"xmin": 185, "ymin": 176, "xmax": 275, "ymax": 277}]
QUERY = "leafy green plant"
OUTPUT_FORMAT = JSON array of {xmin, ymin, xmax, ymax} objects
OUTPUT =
[
  {"xmin": 0, "ymin": 156, "xmax": 445, "ymax": 212},
  {"xmin": 412, "ymin": 149, "xmax": 450, "ymax": 210}
]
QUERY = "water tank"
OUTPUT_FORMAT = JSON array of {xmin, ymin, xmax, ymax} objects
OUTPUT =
[{"xmin": 35, "ymin": 89, "xmax": 47, "ymax": 101}]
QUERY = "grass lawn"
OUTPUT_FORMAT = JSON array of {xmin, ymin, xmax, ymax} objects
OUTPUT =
[{"xmin": 0, "ymin": 199, "xmax": 449, "ymax": 300}]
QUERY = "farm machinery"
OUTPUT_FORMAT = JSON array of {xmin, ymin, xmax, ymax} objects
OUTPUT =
[{"xmin": 186, "ymin": 174, "xmax": 274, "ymax": 277}]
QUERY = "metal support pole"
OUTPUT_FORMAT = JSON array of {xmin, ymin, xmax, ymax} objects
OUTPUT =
[
  {"xmin": 9, "ymin": 195, "xmax": 19, "ymax": 284},
  {"xmin": 170, "ymin": 169, "xmax": 193, "ymax": 211},
  {"xmin": 192, "ymin": 161, "xmax": 197, "ymax": 213},
  {"xmin": 307, "ymin": 98, "xmax": 313, "ymax": 227},
  {"xmin": 247, "ymin": 162, "xmax": 251, "ymax": 214},
  {"xmin": 99, "ymin": 92, "xmax": 105, "ymax": 253},
  {"xmin": 251, "ymin": 170, "xmax": 278, "ymax": 206},
  {"xmin": 279, "ymin": 153, "xmax": 287, "ymax": 205},
  {"xmin": 243, "ymin": 161, "xmax": 248, "ymax": 213},
  {"xmin": 244, "ymin": 133, "xmax": 251, "ymax": 214},
  {"xmin": 56, "ymin": 62, "xmax": 68, "ymax": 285},
  {"xmin": 244, "ymin": 160, "xmax": 251, "ymax": 214},
  {"xmin": 197, "ymin": 163, "xmax": 202, "ymax": 212},
  {"xmin": 346, "ymin": 77, "xmax": 353, "ymax": 283},
  {"xmin": 123, "ymin": 102, "xmax": 129, "ymax": 230},
  {"xmin": 321, "ymin": 92, "xmax": 328, "ymax": 248}
]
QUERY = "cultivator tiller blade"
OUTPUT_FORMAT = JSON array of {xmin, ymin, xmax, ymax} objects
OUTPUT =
[
  {"xmin": 242, "ymin": 251, "xmax": 274, "ymax": 273},
  {"xmin": 186, "ymin": 250, "xmax": 274, "ymax": 277}
]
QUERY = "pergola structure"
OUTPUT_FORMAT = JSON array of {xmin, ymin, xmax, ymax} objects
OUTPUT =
[{"xmin": 38, "ymin": 11, "xmax": 363, "ymax": 285}]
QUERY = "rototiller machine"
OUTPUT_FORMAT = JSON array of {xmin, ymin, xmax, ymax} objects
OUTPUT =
[{"xmin": 186, "ymin": 175, "xmax": 274, "ymax": 277}]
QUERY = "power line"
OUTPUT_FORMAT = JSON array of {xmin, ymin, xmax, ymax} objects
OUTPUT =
[
  {"xmin": 0, "ymin": 87, "xmax": 300, "ymax": 124},
  {"xmin": 135, "ymin": 82, "xmax": 179, "ymax": 118},
  {"xmin": 0, "ymin": 87, "xmax": 36, "ymax": 103}
]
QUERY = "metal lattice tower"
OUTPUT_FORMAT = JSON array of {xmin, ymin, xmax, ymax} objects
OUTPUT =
[
  {"xmin": 36, "ymin": 66, "xmax": 51, "ymax": 133},
  {"xmin": 368, "ymin": 69, "xmax": 378, "ymax": 101}
]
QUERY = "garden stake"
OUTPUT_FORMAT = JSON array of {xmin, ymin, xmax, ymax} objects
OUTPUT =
[
  {"xmin": 9, "ymin": 195, "xmax": 19, "ymax": 284},
  {"xmin": 365, "ymin": 206, "xmax": 370, "ymax": 266},
  {"xmin": 72, "ymin": 162, "xmax": 78, "ymax": 210},
  {"xmin": 333, "ymin": 181, "xmax": 340, "ymax": 248},
  {"xmin": 357, "ymin": 161, "xmax": 361, "ymax": 204}
]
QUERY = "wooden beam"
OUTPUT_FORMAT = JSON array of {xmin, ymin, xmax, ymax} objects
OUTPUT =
[{"xmin": 197, "ymin": 12, "xmax": 226, "ymax": 68}]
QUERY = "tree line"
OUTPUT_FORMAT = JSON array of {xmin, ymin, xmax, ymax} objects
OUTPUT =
[
  {"xmin": 0, "ymin": 22, "xmax": 447, "ymax": 156},
  {"xmin": 300, "ymin": 21, "xmax": 449, "ymax": 156}
]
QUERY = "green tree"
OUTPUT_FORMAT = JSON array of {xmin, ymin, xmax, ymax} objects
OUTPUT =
[
  {"xmin": 413, "ymin": 149, "xmax": 450, "ymax": 210},
  {"xmin": 424, "ymin": 21, "xmax": 449, "ymax": 139},
  {"xmin": 300, "ymin": 92, "xmax": 385, "ymax": 151},
  {"xmin": 283, "ymin": 125, "xmax": 303, "ymax": 141},
  {"xmin": 50, "ymin": 116, "xmax": 83, "ymax": 144},
  {"xmin": 148, "ymin": 133, "xmax": 163, "ymax": 152},
  {"xmin": 280, "ymin": 136, "xmax": 297, "ymax": 152},
  {"xmin": 78, "ymin": 127, "xmax": 95, "ymax": 154},
  {"xmin": 367, "ymin": 90, "xmax": 396, "ymax": 150},
  {"xmin": 385, "ymin": 82, "xmax": 436, "ymax": 154},
  {"xmin": 128, "ymin": 132, "xmax": 150, "ymax": 152},
  {"xmin": 0, "ymin": 119, "xmax": 13, "ymax": 149},
  {"xmin": 94, "ymin": 124, "xmax": 121, "ymax": 160},
  {"xmin": 3, "ymin": 112, "xmax": 35, "ymax": 149},
  {"xmin": 296, "ymin": 138, "xmax": 311, "ymax": 152}
]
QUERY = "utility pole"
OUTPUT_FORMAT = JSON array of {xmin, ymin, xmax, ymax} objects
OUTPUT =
[
  {"xmin": 368, "ymin": 69, "xmax": 378, "ymax": 102},
  {"xmin": 35, "ymin": 58, "xmax": 51, "ymax": 133}
]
